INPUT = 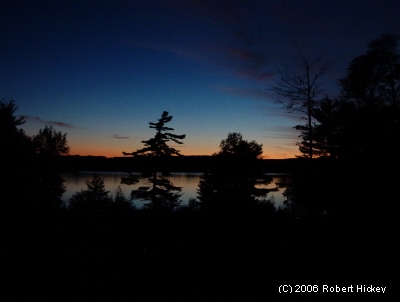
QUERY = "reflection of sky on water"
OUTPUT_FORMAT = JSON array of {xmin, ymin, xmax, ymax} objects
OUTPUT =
[{"xmin": 61, "ymin": 172, "xmax": 285, "ymax": 209}]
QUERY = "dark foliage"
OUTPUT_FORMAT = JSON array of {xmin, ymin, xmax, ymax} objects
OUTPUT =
[
  {"xmin": 340, "ymin": 34, "xmax": 400, "ymax": 109},
  {"xmin": 198, "ymin": 133, "xmax": 276, "ymax": 214},
  {"xmin": 32, "ymin": 170, "xmax": 66, "ymax": 210},
  {"xmin": 1, "ymin": 99, "xmax": 36, "ymax": 214},
  {"xmin": 0, "ymin": 99, "xmax": 32, "ymax": 159},
  {"xmin": 295, "ymin": 35, "xmax": 400, "ymax": 160},
  {"xmin": 69, "ymin": 174, "xmax": 113, "ymax": 214},
  {"xmin": 32, "ymin": 125, "xmax": 70, "ymax": 157},
  {"xmin": 112, "ymin": 185, "xmax": 135, "ymax": 212},
  {"xmin": 198, "ymin": 170, "xmax": 276, "ymax": 214},
  {"xmin": 1, "ymin": 99, "xmax": 71, "ymax": 215},
  {"xmin": 127, "ymin": 172, "xmax": 183, "ymax": 211},
  {"xmin": 214, "ymin": 132, "xmax": 263, "ymax": 159},
  {"xmin": 333, "ymin": 35, "xmax": 400, "ymax": 160}
]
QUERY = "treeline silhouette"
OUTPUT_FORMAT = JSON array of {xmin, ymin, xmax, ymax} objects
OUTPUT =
[
  {"xmin": 274, "ymin": 34, "xmax": 400, "ymax": 161},
  {"xmin": 2, "ymin": 34, "xmax": 398, "ymax": 299}
]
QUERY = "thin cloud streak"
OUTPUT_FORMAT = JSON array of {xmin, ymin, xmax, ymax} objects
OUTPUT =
[
  {"xmin": 111, "ymin": 134, "xmax": 130, "ymax": 139},
  {"xmin": 23, "ymin": 115, "xmax": 75, "ymax": 129},
  {"xmin": 213, "ymin": 85, "xmax": 272, "ymax": 100},
  {"xmin": 116, "ymin": 37, "xmax": 203, "ymax": 61},
  {"xmin": 259, "ymin": 134, "xmax": 298, "ymax": 140},
  {"xmin": 254, "ymin": 105, "xmax": 304, "ymax": 121}
]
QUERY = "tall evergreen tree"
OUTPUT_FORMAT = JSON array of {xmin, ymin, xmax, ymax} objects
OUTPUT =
[
  {"xmin": 123, "ymin": 111, "xmax": 185, "ymax": 211},
  {"xmin": 297, "ymin": 97, "xmax": 341, "ymax": 158},
  {"xmin": 123, "ymin": 111, "xmax": 185, "ymax": 157}
]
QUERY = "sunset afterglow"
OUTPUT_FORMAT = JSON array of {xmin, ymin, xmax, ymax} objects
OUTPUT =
[{"xmin": 2, "ymin": 1, "xmax": 398, "ymax": 158}]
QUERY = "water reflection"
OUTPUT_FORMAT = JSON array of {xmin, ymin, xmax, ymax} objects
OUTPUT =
[{"xmin": 61, "ymin": 172, "xmax": 285, "ymax": 209}]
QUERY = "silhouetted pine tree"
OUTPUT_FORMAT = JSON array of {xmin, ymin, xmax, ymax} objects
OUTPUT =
[{"xmin": 123, "ymin": 111, "xmax": 185, "ymax": 211}]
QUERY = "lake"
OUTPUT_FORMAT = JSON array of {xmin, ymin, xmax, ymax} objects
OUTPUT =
[{"xmin": 61, "ymin": 172, "xmax": 286, "ymax": 209}]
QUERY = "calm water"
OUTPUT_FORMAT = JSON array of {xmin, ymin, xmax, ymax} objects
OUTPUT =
[{"xmin": 61, "ymin": 172, "xmax": 285, "ymax": 209}]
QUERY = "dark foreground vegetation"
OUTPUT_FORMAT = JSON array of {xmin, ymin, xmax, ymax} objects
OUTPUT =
[
  {"xmin": 2, "ymin": 34, "xmax": 399, "ymax": 299},
  {"xmin": 2, "ymin": 131, "xmax": 396, "ymax": 300},
  {"xmin": 4, "ymin": 160, "xmax": 397, "ymax": 300}
]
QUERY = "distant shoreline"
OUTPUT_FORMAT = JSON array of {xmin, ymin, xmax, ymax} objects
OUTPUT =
[{"xmin": 53, "ymin": 155, "xmax": 333, "ymax": 173}]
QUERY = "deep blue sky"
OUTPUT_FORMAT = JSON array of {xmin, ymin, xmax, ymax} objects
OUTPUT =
[{"xmin": 1, "ymin": 0, "xmax": 399, "ymax": 158}]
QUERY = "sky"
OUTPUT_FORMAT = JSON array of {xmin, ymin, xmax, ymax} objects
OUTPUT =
[{"xmin": 1, "ymin": 0, "xmax": 400, "ymax": 158}]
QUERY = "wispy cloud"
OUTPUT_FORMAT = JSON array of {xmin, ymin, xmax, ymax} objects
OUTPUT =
[
  {"xmin": 115, "ymin": 37, "xmax": 201, "ymax": 61},
  {"xmin": 171, "ymin": 144, "xmax": 186, "ymax": 148},
  {"xmin": 258, "ymin": 133, "xmax": 298, "ymax": 140},
  {"xmin": 269, "ymin": 125, "xmax": 301, "ymax": 134},
  {"xmin": 213, "ymin": 85, "xmax": 271, "ymax": 100},
  {"xmin": 256, "ymin": 125, "xmax": 301, "ymax": 142},
  {"xmin": 225, "ymin": 44, "xmax": 274, "ymax": 83},
  {"xmin": 253, "ymin": 105, "xmax": 304, "ymax": 121},
  {"xmin": 111, "ymin": 134, "xmax": 130, "ymax": 139},
  {"xmin": 23, "ymin": 115, "xmax": 75, "ymax": 129}
]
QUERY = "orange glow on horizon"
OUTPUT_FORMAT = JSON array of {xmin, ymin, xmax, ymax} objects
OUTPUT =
[
  {"xmin": 70, "ymin": 148, "xmax": 298, "ymax": 159},
  {"xmin": 69, "ymin": 135, "xmax": 300, "ymax": 159}
]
